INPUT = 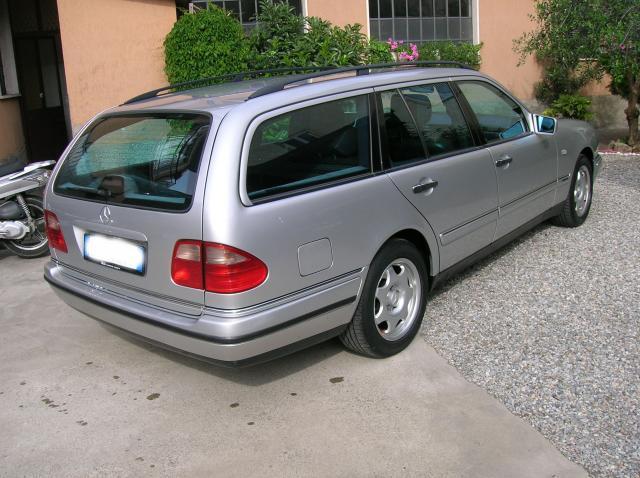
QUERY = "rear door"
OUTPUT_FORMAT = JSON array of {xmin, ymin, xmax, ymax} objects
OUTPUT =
[
  {"xmin": 378, "ymin": 82, "xmax": 499, "ymax": 270},
  {"xmin": 47, "ymin": 112, "xmax": 215, "ymax": 311},
  {"xmin": 456, "ymin": 81, "xmax": 558, "ymax": 239}
]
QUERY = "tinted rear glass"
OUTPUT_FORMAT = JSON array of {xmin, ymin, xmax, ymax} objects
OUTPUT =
[
  {"xmin": 54, "ymin": 113, "xmax": 210, "ymax": 211},
  {"xmin": 246, "ymin": 95, "xmax": 371, "ymax": 201}
]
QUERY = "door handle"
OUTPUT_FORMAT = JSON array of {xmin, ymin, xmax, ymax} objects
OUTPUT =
[
  {"xmin": 412, "ymin": 179, "xmax": 438, "ymax": 194},
  {"xmin": 495, "ymin": 155, "xmax": 513, "ymax": 168}
]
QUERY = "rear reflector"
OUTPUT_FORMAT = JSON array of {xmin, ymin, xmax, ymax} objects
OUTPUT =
[
  {"xmin": 171, "ymin": 240, "xmax": 267, "ymax": 294},
  {"xmin": 44, "ymin": 210, "xmax": 68, "ymax": 253}
]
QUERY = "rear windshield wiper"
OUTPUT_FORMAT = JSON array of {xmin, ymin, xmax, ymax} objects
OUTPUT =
[{"xmin": 59, "ymin": 184, "xmax": 111, "ymax": 200}]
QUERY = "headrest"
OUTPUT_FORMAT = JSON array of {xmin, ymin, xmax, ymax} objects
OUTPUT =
[
  {"xmin": 390, "ymin": 93, "xmax": 416, "ymax": 128},
  {"xmin": 333, "ymin": 127, "xmax": 358, "ymax": 157},
  {"xmin": 403, "ymin": 93, "xmax": 432, "ymax": 124},
  {"xmin": 293, "ymin": 101, "xmax": 348, "ymax": 138}
]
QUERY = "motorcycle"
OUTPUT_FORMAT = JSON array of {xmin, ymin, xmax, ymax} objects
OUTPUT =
[{"xmin": 0, "ymin": 160, "xmax": 55, "ymax": 258}]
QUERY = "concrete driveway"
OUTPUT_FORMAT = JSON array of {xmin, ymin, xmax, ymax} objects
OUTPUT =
[{"xmin": 0, "ymin": 253, "xmax": 586, "ymax": 477}]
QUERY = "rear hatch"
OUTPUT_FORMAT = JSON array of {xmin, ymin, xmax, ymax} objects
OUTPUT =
[{"xmin": 47, "ymin": 112, "xmax": 215, "ymax": 313}]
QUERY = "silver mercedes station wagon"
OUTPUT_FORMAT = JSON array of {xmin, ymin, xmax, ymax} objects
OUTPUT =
[{"xmin": 44, "ymin": 63, "xmax": 601, "ymax": 366}]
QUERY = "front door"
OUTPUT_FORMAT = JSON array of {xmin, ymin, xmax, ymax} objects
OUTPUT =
[
  {"xmin": 377, "ymin": 82, "xmax": 499, "ymax": 271},
  {"xmin": 487, "ymin": 134, "xmax": 557, "ymax": 238},
  {"xmin": 456, "ymin": 80, "xmax": 558, "ymax": 239}
]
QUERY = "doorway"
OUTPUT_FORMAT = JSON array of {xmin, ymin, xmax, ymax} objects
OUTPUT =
[{"xmin": 9, "ymin": 0, "xmax": 70, "ymax": 163}]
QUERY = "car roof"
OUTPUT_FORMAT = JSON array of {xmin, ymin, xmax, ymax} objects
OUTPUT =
[{"xmin": 112, "ymin": 67, "xmax": 488, "ymax": 115}]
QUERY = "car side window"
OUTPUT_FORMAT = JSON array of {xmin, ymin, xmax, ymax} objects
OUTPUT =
[
  {"xmin": 246, "ymin": 95, "xmax": 371, "ymax": 200},
  {"xmin": 457, "ymin": 81, "xmax": 529, "ymax": 144},
  {"xmin": 379, "ymin": 90, "xmax": 426, "ymax": 166},
  {"xmin": 399, "ymin": 82, "xmax": 474, "ymax": 157}
]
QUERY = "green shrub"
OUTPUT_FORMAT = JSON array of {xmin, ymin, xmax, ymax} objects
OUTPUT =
[
  {"xmin": 249, "ymin": 1, "xmax": 369, "ymax": 70},
  {"xmin": 367, "ymin": 39, "xmax": 394, "ymax": 64},
  {"xmin": 533, "ymin": 65, "xmax": 586, "ymax": 104},
  {"xmin": 164, "ymin": 5, "xmax": 249, "ymax": 84},
  {"xmin": 163, "ymin": 1, "xmax": 482, "ymax": 87},
  {"xmin": 419, "ymin": 41, "xmax": 482, "ymax": 69},
  {"xmin": 543, "ymin": 94, "xmax": 594, "ymax": 121},
  {"xmin": 300, "ymin": 17, "xmax": 369, "ymax": 67},
  {"xmin": 248, "ymin": 0, "xmax": 305, "ymax": 70}
]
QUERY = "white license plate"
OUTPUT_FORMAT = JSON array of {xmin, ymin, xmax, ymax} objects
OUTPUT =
[{"xmin": 83, "ymin": 233, "xmax": 146, "ymax": 275}]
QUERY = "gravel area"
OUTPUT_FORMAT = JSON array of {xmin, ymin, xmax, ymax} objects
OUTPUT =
[{"xmin": 422, "ymin": 154, "xmax": 639, "ymax": 478}]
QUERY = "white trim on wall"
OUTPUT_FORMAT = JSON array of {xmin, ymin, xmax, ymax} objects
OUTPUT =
[
  {"xmin": 0, "ymin": 0, "xmax": 19, "ymax": 96},
  {"xmin": 472, "ymin": 0, "xmax": 480, "ymax": 44},
  {"xmin": 364, "ymin": 0, "xmax": 370, "ymax": 37},
  {"xmin": 302, "ymin": 0, "xmax": 308, "ymax": 17}
]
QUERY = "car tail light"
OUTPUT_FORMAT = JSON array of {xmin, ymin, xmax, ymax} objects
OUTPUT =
[
  {"xmin": 171, "ymin": 240, "xmax": 267, "ymax": 294},
  {"xmin": 44, "ymin": 210, "xmax": 68, "ymax": 253},
  {"xmin": 171, "ymin": 240, "xmax": 204, "ymax": 290},
  {"xmin": 204, "ymin": 243, "xmax": 268, "ymax": 294}
]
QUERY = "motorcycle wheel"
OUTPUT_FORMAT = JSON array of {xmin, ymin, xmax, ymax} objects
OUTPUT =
[{"xmin": 4, "ymin": 196, "xmax": 50, "ymax": 258}]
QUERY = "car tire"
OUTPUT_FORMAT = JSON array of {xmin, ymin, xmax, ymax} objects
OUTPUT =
[
  {"xmin": 340, "ymin": 238, "xmax": 428, "ymax": 358},
  {"xmin": 552, "ymin": 154, "xmax": 593, "ymax": 228}
]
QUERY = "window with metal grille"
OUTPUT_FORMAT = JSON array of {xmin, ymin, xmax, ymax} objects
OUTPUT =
[
  {"xmin": 185, "ymin": 0, "xmax": 302, "ymax": 30},
  {"xmin": 369, "ymin": 0, "xmax": 473, "ymax": 43}
]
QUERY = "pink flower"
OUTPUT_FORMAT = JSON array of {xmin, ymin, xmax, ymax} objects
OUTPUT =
[{"xmin": 388, "ymin": 38, "xmax": 420, "ymax": 60}]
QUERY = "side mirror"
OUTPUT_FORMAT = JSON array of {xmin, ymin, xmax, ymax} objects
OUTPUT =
[{"xmin": 534, "ymin": 115, "xmax": 557, "ymax": 135}]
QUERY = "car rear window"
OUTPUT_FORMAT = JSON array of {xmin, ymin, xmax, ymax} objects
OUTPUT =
[
  {"xmin": 54, "ymin": 113, "xmax": 210, "ymax": 211},
  {"xmin": 246, "ymin": 95, "xmax": 371, "ymax": 201}
]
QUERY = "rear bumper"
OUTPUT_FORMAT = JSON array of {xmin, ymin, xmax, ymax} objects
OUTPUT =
[{"xmin": 44, "ymin": 261, "xmax": 363, "ymax": 366}]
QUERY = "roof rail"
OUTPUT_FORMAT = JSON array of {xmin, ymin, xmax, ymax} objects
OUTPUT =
[
  {"xmin": 122, "ymin": 61, "xmax": 473, "ymax": 105},
  {"xmin": 247, "ymin": 61, "xmax": 473, "ymax": 100},
  {"xmin": 122, "ymin": 65, "xmax": 338, "ymax": 105}
]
